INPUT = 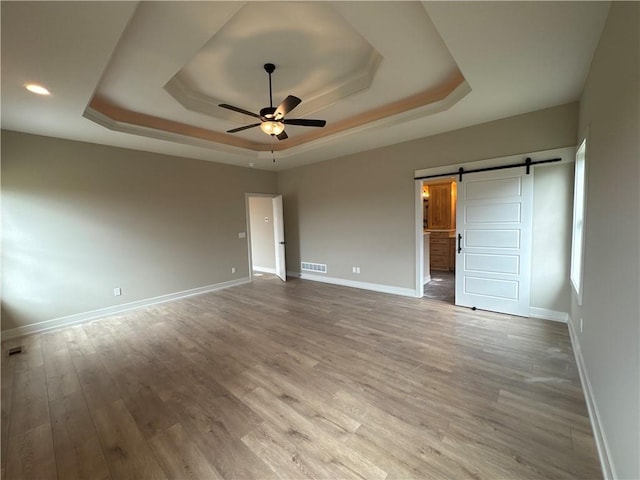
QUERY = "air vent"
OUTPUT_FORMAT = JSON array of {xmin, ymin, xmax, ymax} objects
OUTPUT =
[{"xmin": 301, "ymin": 262, "xmax": 327, "ymax": 274}]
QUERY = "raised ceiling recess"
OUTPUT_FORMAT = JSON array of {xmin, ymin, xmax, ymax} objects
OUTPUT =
[{"xmin": 84, "ymin": 2, "xmax": 468, "ymax": 157}]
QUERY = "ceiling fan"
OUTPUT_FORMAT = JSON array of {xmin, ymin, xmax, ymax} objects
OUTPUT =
[{"xmin": 219, "ymin": 63, "xmax": 326, "ymax": 141}]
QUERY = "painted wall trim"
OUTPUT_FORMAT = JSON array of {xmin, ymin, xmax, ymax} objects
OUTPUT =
[
  {"xmin": 287, "ymin": 271, "xmax": 416, "ymax": 298},
  {"xmin": 415, "ymin": 180, "xmax": 425, "ymax": 299},
  {"xmin": 529, "ymin": 307, "xmax": 569, "ymax": 323},
  {"xmin": 0, "ymin": 278, "xmax": 250, "ymax": 340},
  {"xmin": 567, "ymin": 318, "xmax": 615, "ymax": 480}
]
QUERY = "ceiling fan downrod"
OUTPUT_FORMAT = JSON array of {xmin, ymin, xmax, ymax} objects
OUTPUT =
[{"xmin": 265, "ymin": 63, "xmax": 275, "ymax": 110}]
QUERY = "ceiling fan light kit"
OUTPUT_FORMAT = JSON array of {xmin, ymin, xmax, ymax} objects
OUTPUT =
[
  {"xmin": 260, "ymin": 120, "xmax": 284, "ymax": 136},
  {"xmin": 219, "ymin": 63, "xmax": 326, "ymax": 141}
]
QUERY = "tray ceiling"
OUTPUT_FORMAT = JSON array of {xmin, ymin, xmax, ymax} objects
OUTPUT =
[
  {"xmin": 86, "ymin": 2, "xmax": 466, "ymax": 154},
  {"xmin": 1, "ymin": 1, "xmax": 610, "ymax": 170}
]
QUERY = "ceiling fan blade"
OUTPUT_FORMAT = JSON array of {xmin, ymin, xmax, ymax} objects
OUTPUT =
[
  {"xmin": 274, "ymin": 95, "xmax": 301, "ymax": 118},
  {"xmin": 276, "ymin": 131, "xmax": 288, "ymax": 141},
  {"xmin": 283, "ymin": 118, "xmax": 326, "ymax": 128},
  {"xmin": 219, "ymin": 104, "xmax": 261, "ymax": 119},
  {"xmin": 227, "ymin": 123, "xmax": 260, "ymax": 133}
]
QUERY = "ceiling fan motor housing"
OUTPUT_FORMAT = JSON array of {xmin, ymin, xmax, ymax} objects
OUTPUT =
[{"xmin": 260, "ymin": 106, "xmax": 278, "ymax": 120}]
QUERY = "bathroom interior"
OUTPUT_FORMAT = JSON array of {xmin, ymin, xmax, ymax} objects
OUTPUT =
[{"xmin": 422, "ymin": 180, "xmax": 457, "ymax": 303}]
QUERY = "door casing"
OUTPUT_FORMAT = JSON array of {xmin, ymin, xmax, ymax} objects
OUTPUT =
[{"xmin": 245, "ymin": 193, "xmax": 286, "ymax": 282}]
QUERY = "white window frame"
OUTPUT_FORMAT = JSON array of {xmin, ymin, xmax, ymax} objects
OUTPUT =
[{"xmin": 570, "ymin": 138, "xmax": 588, "ymax": 305}]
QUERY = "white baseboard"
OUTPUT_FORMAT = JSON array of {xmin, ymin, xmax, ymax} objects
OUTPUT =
[
  {"xmin": 529, "ymin": 307, "xmax": 569, "ymax": 323},
  {"xmin": 253, "ymin": 266, "xmax": 276, "ymax": 274},
  {"xmin": 0, "ymin": 277, "xmax": 251, "ymax": 340},
  {"xmin": 567, "ymin": 318, "xmax": 615, "ymax": 480},
  {"xmin": 288, "ymin": 271, "xmax": 416, "ymax": 298}
]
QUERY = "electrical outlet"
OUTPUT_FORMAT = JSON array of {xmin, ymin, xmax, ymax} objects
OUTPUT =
[
  {"xmin": 580, "ymin": 318, "xmax": 583, "ymax": 333},
  {"xmin": 231, "ymin": 267, "xmax": 236, "ymax": 273},
  {"xmin": 238, "ymin": 232, "xmax": 246, "ymax": 239},
  {"xmin": 113, "ymin": 287, "xmax": 121, "ymax": 297}
]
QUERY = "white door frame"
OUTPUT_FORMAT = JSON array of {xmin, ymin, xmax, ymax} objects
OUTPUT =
[
  {"xmin": 414, "ymin": 177, "xmax": 457, "ymax": 298},
  {"xmin": 245, "ymin": 193, "xmax": 280, "ymax": 281},
  {"xmin": 414, "ymin": 147, "xmax": 575, "ymax": 300}
]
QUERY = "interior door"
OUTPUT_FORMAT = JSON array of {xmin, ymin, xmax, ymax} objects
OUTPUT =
[
  {"xmin": 455, "ymin": 168, "xmax": 533, "ymax": 317},
  {"xmin": 272, "ymin": 195, "xmax": 286, "ymax": 282}
]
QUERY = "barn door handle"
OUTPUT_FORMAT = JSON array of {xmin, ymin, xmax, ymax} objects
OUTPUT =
[
  {"xmin": 457, "ymin": 234, "xmax": 462, "ymax": 254},
  {"xmin": 279, "ymin": 241, "xmax": 286, "ymax": 245}
]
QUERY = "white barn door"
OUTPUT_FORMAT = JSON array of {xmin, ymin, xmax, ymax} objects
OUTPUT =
[{"xmin": 455, "ymin": 169, "xmax": 533, "ymax": 317}]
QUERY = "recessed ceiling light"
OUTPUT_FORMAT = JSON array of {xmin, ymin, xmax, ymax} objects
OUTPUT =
[{"xmin": 25, "ymin": 84, "xmax": 51, "ymax": 95}]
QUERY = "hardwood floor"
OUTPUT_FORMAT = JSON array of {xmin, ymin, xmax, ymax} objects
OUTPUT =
[{"xmin": 1, "ymin": 276, "xmax": 601, "ymax": 479}]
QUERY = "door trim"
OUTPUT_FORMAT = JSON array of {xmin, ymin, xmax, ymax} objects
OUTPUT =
[{"xmin": 245, "ymin": 193, "xmax": 279, "ymax": 282}]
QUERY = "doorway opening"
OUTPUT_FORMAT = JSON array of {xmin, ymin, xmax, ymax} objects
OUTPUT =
[
  {"xmin": 247, "ymin": 195, "xmax": 276, "ymax": 276},
  {"xmin": 246, "ymin": 194, "xmax": 287, "ymax": 282},
  {"xmin": 420, "ymin": 179, "xmax": 457, "ymax": 304}
]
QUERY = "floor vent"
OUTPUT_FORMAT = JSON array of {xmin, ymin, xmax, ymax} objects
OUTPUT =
[
  {"xmin": 301, "ymin": 262, "xmax": 327, "ymax": 274},
  {"xmin": 7, "ymin": 346, "xmax": 23, "ymax": 356}
]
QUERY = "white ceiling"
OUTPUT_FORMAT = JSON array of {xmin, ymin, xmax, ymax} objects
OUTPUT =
[{"xmin": 1, "ymin": 1, "xmax": 610, "ymax": 171}]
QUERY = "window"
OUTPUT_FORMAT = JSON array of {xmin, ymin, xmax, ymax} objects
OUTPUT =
[{"xmin": 570, "ymin": 139, "xmax": 587, "ymax": 304}]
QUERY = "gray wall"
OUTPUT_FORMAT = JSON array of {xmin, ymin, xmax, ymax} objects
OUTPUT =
[
  {"xmin": 531, "ymin": 161, "xmax": 575, "ymax": 313},
  {"xmin": 248, "ymin": 196, "xmax": 276, "ymax": 271},
  {"xmin": 1, "ymin": 131, "xmax": 278, "ymax": 331},
  {"xmin": 572, "ymin": 3, "xmax": 639, "ymax": 478},
  {"xmin": 278, "ymin": 103, "xmax": 578, "ymax": 313},
  {"xmin": 0, "ymin": 107, "xmax": 580, "ymax": 328}
]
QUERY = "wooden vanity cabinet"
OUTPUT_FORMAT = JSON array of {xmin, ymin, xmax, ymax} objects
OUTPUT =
[
  {"xmin": 427, "ymin": 183, "xmax": 456, "ymax": 230},
  {"xmin": 449, "ymin": 236, "xmax": 456, "ymax": 271},
  {"xmin": 430, "ymin": 232, "xmax": 450, "ymax": 271},
  {"xmin": 425, "ymin": 181, "xmax": 457, "ymax": 271}
]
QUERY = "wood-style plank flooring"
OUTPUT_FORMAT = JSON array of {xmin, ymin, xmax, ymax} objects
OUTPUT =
[{"xmin": 1, "ymin": 275, "xmax": 601, "ymax": 479}]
